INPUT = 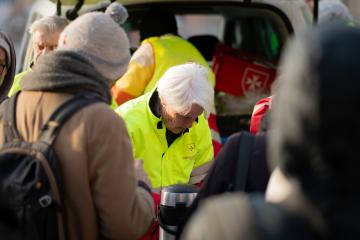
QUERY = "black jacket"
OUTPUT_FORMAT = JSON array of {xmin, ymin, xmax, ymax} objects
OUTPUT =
[{"xmin": 177, "ymin": 131, "xmax": 270, "ymax": 238}]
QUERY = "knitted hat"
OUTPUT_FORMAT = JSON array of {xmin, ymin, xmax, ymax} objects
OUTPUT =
[
  {"xmin": 58, "ymin": 11, "xmax": 130, "ymax": 82},
  {"xmin": 105, "ymin": 2, "xmax": 128, "ymax": 25}
]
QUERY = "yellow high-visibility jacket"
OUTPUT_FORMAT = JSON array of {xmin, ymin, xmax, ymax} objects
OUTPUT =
[{"xmin": 116, "ymin": 91, "xmax": 214, "ymax": 189}]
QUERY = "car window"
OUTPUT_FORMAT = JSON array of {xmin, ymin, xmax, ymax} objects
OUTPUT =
[
  {"xmin": 177, "ymin": 14, "xmax": 225, "ymax": 41},
  {"xmin": 21, "ymin": 0, "xmax": 307, "ymax": 140},
  {"xmin": 124, "ymin": 13, "xmax": 225, "ymax": 49}
]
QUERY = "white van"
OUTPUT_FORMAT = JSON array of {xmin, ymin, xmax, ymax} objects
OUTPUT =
[
  {"xmin": 19, "ymin": 0, "xmax": 313, "ymax": 138},
  {"xmin": 19, "ymin": 0, "xmax": 312, "ymax": 71}
]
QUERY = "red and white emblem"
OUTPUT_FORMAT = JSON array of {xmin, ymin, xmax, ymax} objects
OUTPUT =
[{"xmin": 241, "ymin": 67, "xmax": 270, "ymax": 92}]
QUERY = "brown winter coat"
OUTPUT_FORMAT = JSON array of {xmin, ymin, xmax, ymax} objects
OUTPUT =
[{"xmin": 0, "ymin": 91, "xmax": 154, "ymax": 239}]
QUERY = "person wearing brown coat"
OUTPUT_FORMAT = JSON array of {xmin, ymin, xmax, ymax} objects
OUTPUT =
[{"xmin": 0, "ymin": 9, "xmax": 154, "ymax": 240}]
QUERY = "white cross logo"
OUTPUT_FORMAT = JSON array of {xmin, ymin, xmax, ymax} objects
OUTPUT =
[{"xmin": 245, "ymin": 74, "xmax": 263, "ymax": 90}]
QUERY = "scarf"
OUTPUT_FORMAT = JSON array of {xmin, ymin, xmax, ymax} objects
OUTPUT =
[{"xmin": 21, "ymin": 50, "xmax": 112, "ymax": 104}]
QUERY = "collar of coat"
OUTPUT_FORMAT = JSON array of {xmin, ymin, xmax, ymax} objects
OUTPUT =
[{"xmin": 20, "ymin": 50, "xmax": 111, "ymax": 104}]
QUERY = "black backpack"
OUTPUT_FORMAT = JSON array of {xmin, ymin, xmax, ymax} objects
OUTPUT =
[{"xmin": 0, "ymin": 93, "xmax": 98, "ymax": 240}]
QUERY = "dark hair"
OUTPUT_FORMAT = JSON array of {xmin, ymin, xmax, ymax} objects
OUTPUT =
[
  {"xmin": 139, "ymin": 9, "xmax": 178, "ymax": 41},
  {"xmin": 270, "ymin": 25, "xmax": 360, "ymax": 237}
]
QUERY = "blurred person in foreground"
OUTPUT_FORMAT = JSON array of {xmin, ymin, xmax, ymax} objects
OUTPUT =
[
  {"xmin": 181, "ymin": 24, "xmax": 360, "ymax": 239},
  {"xmin": 0, "ymin": 10, "xmax": 154, "ymax": 240},
  {"xmin": 0, "ymin": 31, "xmax": 16, "ymax": 102},
  {"xmin": 250, "ymin": 0, "xmax": 356, "ymax": 131},
  {"xmin": 8, "ymin": 15, "xmax": 69, "ymax": 96},
  {"xmin": 0, "ymin": 31, "xmax": 18, "ymax": 239}
]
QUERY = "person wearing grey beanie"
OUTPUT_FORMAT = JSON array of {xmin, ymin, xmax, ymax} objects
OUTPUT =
[
  {"xmin": 2, "ymin": 8, "xmax": 154, "ymax": 240},
  {"xmin": 105, "ymin": 2, "xmax": 129, "ymax": 26},
  {"xmin": 58, "ymin": 9, "xmax": 131, "ymax": 83}
]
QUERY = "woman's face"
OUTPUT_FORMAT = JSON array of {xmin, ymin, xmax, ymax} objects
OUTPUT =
[{"xmin": 160, "ymin": 100, "xmax": 204, "ymax": 134}]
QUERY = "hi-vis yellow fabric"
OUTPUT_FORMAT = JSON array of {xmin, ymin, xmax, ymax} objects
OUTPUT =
[
  {"xmin": 113, "ymin": 35, "xmax": 215, "ymax": 99},
  {"xmin": 116, "ymin": 91, "xmax": 214, "ymax": 188},
  {"xmin": 143, "ymin": 35, "xmax": 215, "ymax": 93},
  {"xmin": 8, "ymin": 68, "xmax": 32, "ymax": 97}
]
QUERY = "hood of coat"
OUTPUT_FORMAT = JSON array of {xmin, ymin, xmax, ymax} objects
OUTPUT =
[{"xmin": 0, "ymin": 32, "xmax": 16, "ymax": 102}]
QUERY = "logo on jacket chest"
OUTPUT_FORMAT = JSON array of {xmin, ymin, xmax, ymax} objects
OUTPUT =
[
  {"xmin": 187, "ymin": 143, "xmax": 195, "ymax": 152},
  {"xmin": 183, "ymin": 143, "xmax": 196, "ymax": 161}
]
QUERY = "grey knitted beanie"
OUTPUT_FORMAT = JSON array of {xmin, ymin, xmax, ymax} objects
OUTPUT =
[
  {"xmin": 105, "ymin": 2, "xmax": 128, "ymax": 25},
  {"xmin": 58, "ymin": 11, "xmax": 130, "ymax": 82}
]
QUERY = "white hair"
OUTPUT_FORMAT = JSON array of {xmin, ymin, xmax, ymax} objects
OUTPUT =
[
  {"xmin": 157, "ymin": 63, "xmax": 214, "ymax": 118},
  {"xmin": 319, "ymin": 0, "xmax": 353, "ymax": 24},
  {"xmin": 29, "ymin": 16, "xmax": 69, "ymax": 35}
]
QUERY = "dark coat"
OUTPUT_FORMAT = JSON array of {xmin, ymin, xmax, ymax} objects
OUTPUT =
[{"xmin": 177, "ymin": 131, "xmax": 270, "ymax": 238}]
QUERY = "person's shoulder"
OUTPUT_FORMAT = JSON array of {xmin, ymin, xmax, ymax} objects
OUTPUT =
[
  {"xmin": 15, "ymin": 68, "xmax": 32, "ymax": 78},
  {"xmin": 182, "ymin": 193, "xmax": 260, "ymax": 240},
  {"xmin": 116, "ymin": 94, "xmax": 148, "ymax": 117},
  {"xmin": 81, "ymin": 102, "xmax": 125, "ymax": 127},
  {"xmin": 141, "ymin": 36, "xmax": 160, "ymax": 44},
  {"xmin": 194, "ymin": 114, "xmax": 211, "ymax": 132}
]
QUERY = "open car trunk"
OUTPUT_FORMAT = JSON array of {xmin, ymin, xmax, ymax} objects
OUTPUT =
[{"xmin": 20, "ymin": 0, "xmax": 312, "ymax": 140}]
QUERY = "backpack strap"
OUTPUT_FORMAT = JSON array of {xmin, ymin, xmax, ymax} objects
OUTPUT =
[
  {"xmin": 234, "ymin": 131, "xmax": 255, "ymax": 191},
  {"xmin": 2, "ymin": 92, "xmax": 21, "ymax": 143},
  {"xmin": 39, "ymin": 94, "xmax": 99, "ymax": 146}
]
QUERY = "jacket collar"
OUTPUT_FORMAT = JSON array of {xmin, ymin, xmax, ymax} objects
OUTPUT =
[{"xmin": 145, "ymin": 89, "xmax": 164, "ymax": 131}]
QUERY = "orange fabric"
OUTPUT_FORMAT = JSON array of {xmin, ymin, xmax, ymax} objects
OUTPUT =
[
  {"xmin": 111, "ymin": 86, "xmax": 136, "ymax": 106},
  {"xmin": 113, "ymin": 44, "xmax": 155, "ymax": 102}
]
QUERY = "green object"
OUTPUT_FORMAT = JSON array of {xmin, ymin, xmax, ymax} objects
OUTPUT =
[
  {"xmin": 110, "ymin": 96, "xmax": 118, "ymax": 109},
  {"xmin": 9, "ymin": 68, "xmax": 32, "ymax": 97}
]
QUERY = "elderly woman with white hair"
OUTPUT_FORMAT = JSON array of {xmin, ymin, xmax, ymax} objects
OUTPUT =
[{"xmin": 116, "ymin": 62, "xmax": 214, "ymax": 195}]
